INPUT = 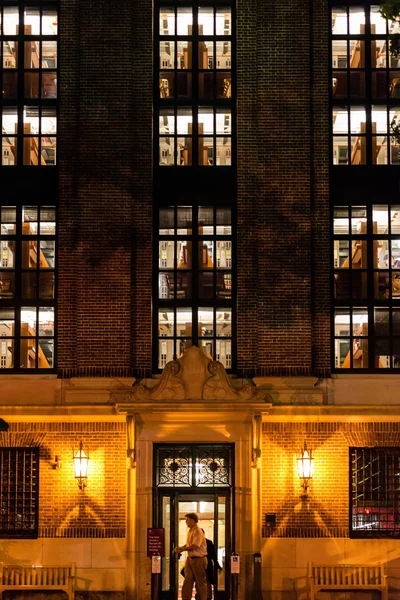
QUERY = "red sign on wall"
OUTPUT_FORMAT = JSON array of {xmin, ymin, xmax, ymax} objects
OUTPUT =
[{"xmin": 147, "ymin": 528, "xmax": 165, "ymax": 557}]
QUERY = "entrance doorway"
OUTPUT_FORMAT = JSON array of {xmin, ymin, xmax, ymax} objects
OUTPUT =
[{"xmin": 154, "ymin": 444, "xmax": 233, "ymax": 600}]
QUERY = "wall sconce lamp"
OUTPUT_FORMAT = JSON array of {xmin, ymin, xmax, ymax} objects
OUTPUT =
[
  {"xmin": 297, "ymin": 441, "xmax": 314, "ymax": 498},
  {"xmin": 73, "ymin": 442, "xmax": 89, "ymax": 489}
]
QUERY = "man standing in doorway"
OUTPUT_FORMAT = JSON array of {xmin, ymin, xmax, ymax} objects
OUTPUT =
[{"xmin": 173, "ymin": 512, "xmax": 208, "ymax": 600}]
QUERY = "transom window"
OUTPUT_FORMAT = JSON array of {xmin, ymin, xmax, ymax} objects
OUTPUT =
[
  {"xmin": 331, "ymin": 4, "xmax": 400, "ymax": 164},
  {"xmin": 155, "ymin": 444, "xmax": 233, "ymax": 488},
  {"xmin": 0, "ymin": 2, "xmax": 58, "ymax": 166},
  {"xmin": 155, "ymin": 205, "xmax": 234, "ymax": 371},
  {"xmin": 351, "ymin": 447, "xmax": 400, "ymax": 538}
]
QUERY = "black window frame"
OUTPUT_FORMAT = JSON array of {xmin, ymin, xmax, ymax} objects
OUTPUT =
[
  {"xmin": 330, "ymin": 2, "xmax": 400, "ymax": 166},
  {"xmin": 0, "ymin": 202, "xmax": 57, "ymax": 372},
  {"xmin": 331, "ymin": 3, "xmax": 400, "ymax": 372},
  {"xmin": 155, "ymin": 0, "xmax": 236, "ymax": 169},
  {"xmin": 153, "ymin": 202, "xmax": 236, "ymax": 373},
  {"xmin": 332, "ymin": 200, "xmax": 400, "ymax": 371},
  {"xmin": 0, "ymin": 1, "xmax": 58, "ymax": 168},
  {"xmin": 153, "ymin": 0, "xmax": 236, "ymax": 374}
]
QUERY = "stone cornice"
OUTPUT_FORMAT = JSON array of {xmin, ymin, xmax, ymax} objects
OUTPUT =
[
  {"xmin": 0, "ymin": 405, "xmax": 124, "ymax": 422},
  {"xmin": 265, "ymin": 405, "xmax": 400, "ymax": 422},
  {"xmin": 115, "ymin": 400, "xmax": 273, "ymax": 417}
]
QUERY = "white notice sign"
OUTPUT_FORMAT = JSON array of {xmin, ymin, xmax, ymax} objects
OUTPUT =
[
  {"xmin": 152, "ymin": 555, "xmax": 161, "ymax": 574},
  {"xmin": 231, "ymin": 555, "xmax": 240, "ymax": 574}
]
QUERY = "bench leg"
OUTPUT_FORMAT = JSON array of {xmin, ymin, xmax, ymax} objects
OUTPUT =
[{"xmin": 382, "ymin": 589, "xmax": 388, "ymax": 600}]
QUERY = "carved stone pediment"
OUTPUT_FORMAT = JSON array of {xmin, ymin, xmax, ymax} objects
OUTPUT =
[{"xmin": 131, "ymin": 346, "xmax": 270, "ymax": 402}]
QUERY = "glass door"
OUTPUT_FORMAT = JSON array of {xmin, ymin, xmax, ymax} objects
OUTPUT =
[{"xmin": 159, "ymin": 491, "xmax": 230, "ymax": 600}]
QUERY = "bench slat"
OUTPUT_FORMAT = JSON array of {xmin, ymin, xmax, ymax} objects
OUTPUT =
[
  {"xmin": 308, "ymin": 562, "xmax": 388, "ymax": 600},
  {"xmin": 0, "ymin": 563, "xmax": 75, "ymax": 600}
]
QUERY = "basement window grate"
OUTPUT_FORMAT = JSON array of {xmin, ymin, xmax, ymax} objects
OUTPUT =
[
  {"xmin": 350, "ymin": 447, "xmax": 400, "ymax": 538},
  {"xmin": 0, "ymin": 447, "xmax": 39, "ymax": 538}
]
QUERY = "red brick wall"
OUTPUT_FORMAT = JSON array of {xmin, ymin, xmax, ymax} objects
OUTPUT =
[
  {"xmin": 261, "ymin": 422, "xmax": 400, "ymax": 537},
  {"xmin": 311, "ymin": 0, "xmax": 331, "ymax": 377},
  {"xmin": 58, "ymin": 0, "xmax": 153, "ymax": 378},
  {"xmin": 57, "ymin": 0, "xmax": 331, "ymax": 378},
  {"xmin": 0, "ymin": 422, "xmax": 126, "ymax": 537},
  {"xmin": 236, "ymin": 0, "xmax": 330, "ymax": 377}
]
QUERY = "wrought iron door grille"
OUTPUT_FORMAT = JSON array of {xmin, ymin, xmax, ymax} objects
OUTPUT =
[
  {"xmin": 350, "ymin": 447, "xmax": 400, "ymax": 538},
  {"xmin": 0, "ymin": 447, "xmax": 39, "ymax": 538},
  {"xmin": 155, "ymin": 444, "xmax": 233, "ymax": 488}
]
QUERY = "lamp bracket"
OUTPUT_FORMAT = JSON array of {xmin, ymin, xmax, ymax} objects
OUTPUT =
[
  {"xmin": 126, "ymin": 414, "xmax": 137, "ymax": 469},
  {"xmin": 251, "ymin": 413, "xmax": 262, "ymax": 469}
]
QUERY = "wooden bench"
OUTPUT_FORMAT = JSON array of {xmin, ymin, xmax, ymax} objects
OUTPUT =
[
  {"xmin": 308, "ymin": 562, "xmax": 388, "ymax": 600},
  {"xmin": 0, "ymin": 563, "xmax": 75, "ymax": 600}
]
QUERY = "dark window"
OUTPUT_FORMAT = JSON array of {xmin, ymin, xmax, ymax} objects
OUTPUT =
[
  {"xmin": 350, "ymin": 447, "xmax": 400, "ymax": 538},
  {"xmin": 0, "ymin": 2, "xmax": 58, "ymax": 166},
  {"xmin": 0, "ymin": 447, "xmax": 39, "ymax": 538}
]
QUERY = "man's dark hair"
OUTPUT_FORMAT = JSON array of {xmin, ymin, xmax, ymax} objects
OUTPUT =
[{"xmin": 185, "ymin": 512, "xmax": 198, "ymax": 523}]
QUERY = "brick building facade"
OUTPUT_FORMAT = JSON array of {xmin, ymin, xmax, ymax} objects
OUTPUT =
[{"xmin": 1, "ymin": 1, "xmax": 400, "ymax": 600}]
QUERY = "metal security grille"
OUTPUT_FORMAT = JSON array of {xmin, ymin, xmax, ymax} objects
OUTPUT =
[
  {"xmin": 0, "ymin": 447, "xmax": 39, "ymax": 538},
  {"xmin": 350, "ymin": 447, "xmax": 400, "ymax": 537},
  {"xmin": 155, "ymin": 444, "xmax": 233, "ymax": 488}
]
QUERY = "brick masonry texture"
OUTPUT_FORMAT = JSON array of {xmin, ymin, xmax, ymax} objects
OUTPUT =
[
  {"xmin": 236, "ymin": 0, "xmax": 330, "ymax": 377},
  {"xmin": 53, "ymin": 0, "xmax": 332, "ymax": 378},
  {"xmin": 0, "ymin": 423, "xmax": 126, "ymax": 537},
  {"xmin": 58, "ymin": 0, "xmax": 153, "ymax": 378},
  {"xmin": 261, "ymin": 421, "xmax": 400, "ymax": 538}
]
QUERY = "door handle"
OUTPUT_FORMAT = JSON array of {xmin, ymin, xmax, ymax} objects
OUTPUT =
[{"xmin": 171, "ymin": 542, "xmax": 181, "ymax": 560}]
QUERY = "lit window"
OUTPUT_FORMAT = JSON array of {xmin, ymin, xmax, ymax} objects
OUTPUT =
[
  {"xmin": 0, "ymin": 205, "xmax": 56, "ymax": 370},
  {"xmin": 1, "ymin": 5, "xmax": 58, "ymax": 165},
  {"xmin": 155, "ymin": 206, "xmax": 234, "ymax": 371}
]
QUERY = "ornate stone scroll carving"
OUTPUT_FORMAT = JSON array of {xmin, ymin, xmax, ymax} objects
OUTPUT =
[{"xmin": 130, "ymin": 346, "xmax": 270, "ymax": 402}]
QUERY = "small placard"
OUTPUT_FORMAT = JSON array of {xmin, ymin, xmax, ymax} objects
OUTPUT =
[
  {"xmin": 147, "ymin": 528, "xmax": 165, "ymax": 557},
  {"xmin": 231, "ymin": 555, "xmax": 240, "ymax": 574},
  {"xmin": 152, "ymin": 555, "xmax": 161, "ymax": 574}
]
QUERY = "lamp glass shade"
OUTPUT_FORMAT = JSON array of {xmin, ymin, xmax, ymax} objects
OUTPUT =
[
  {"xmin": 298, "ymin": 449, "xmax": 314, "ymax": 479},
  {"xmin": 73, "ymin": 446, "xmax": 89, "ymax": 479}
]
